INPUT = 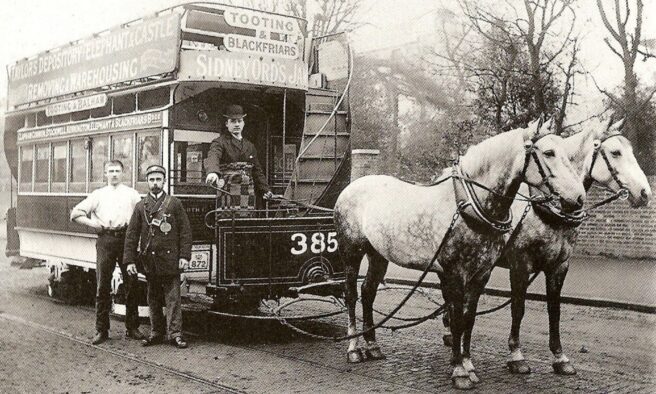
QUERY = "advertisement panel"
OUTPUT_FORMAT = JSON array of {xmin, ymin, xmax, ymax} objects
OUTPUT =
[
  {"xmin": 7, "ymin": 14, "xmax": 181, "ymax": 107},
  {"xmin": 17, "ymin": 112, "xmax": 163, "ymax": 143},
  {"xmin": 178, "ymin": 50, "xmax": 308, "ymax": 90}
]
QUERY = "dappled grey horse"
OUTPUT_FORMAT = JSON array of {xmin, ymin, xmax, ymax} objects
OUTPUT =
[
  {"xmin": 498, "ymin": 118, "xmax": 650, "ymax": 375},
  {"xmin": 334, "ymin": 118, "xmax": 586, "ymax": 390}
]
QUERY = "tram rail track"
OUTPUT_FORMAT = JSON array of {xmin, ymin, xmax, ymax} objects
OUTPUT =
[
  {"xmin": 9, "ymin": 288, "xmax": 434, "ymax": 393},
  {"xmin": 6, "ymin": 283, "xmax": 655, "ymax": 393},
  {"xmin": 0, "ymin": 309, "xmax": 245, "ymax": 394}
]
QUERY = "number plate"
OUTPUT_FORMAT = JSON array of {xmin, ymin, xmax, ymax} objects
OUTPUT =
[{"xmin": 187, "ymin": 250, "xmax": 210, "ymax": 272}]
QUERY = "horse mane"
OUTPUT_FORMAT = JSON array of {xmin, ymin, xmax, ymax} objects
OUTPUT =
[{"xmin": 460, "ymin": 128, "xmax": 524, "ymax": 179}]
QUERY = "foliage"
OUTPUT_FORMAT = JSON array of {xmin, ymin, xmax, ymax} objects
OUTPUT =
[{"xmin": 469, "ymin": 26, "xmax": 562, "ymax": 131}]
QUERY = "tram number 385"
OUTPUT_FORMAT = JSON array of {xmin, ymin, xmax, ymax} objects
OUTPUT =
[{"xmin": 290, "ymin": 231, "xmax": 338, "ymax": 255}]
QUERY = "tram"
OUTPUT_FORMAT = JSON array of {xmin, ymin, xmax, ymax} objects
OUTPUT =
[{"xmin": 3, "ymin": 2, "xmax": 351, "ymax": 311}]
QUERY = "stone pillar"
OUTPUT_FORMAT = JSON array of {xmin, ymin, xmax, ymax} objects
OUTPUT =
[{"xmin": 351, "ymin": 149, "xmax": 381, "ymax": 180}]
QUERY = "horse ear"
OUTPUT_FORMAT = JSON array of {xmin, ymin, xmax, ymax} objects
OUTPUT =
[
  {"xmin": 609, "ymin": 118, "xmax": 625, "ymax": 134},
  {"xmin": 522, "ymin": 118, "xmax": 541, "ymax": 142},
  {"xmin": 541, "ymin": 117, "xmax": 554, "ymax": 133}
]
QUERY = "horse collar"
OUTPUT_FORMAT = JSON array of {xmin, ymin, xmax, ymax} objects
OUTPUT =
[
  {"xmin": 452, "ymin": 163, "xmax": 513, "ymax": 233},
  {"xmin": 529, "ymin": 186, "xmax": 586, "ymax": 227}
]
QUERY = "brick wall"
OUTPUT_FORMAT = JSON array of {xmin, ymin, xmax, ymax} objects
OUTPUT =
[
  {"xmin": 576, "ymin": 176, "xmax": 656, "ymax": 259},
  {"xmin": 351, "ymin": 149, "xmax": 381, "ymax": 180}
]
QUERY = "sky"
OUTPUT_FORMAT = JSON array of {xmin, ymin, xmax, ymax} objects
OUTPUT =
[{"xmin": 1, "ymin": 0, "xmax": 654, "ymax": 121}]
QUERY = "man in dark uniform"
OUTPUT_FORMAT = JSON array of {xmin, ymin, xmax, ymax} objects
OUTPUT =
[
  {"xmin": 205, "ymin": 104, "xmax": 274, "ymax": 200},
  {"xmin": 123, "ymin": 165, "xmax": 192, "ymax": 349}
]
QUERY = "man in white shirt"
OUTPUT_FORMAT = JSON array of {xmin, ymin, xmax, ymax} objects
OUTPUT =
[{"xmin": 70, "ymin": 160, "xmax": 145, "ymax": 345}]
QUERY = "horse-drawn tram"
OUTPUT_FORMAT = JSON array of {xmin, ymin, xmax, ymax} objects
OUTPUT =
[{"xmin": 3, "ymin": 2, "xmax": 352, "ymax": 311}]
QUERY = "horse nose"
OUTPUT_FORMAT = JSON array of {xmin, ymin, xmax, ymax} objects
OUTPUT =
[
  {"xmin": 640, "ymin": 188, "xmax": 651, "ymax": 204},
  {"xmin": 576, "ymin": 195, "xmax": 584, "ymax": 209}
]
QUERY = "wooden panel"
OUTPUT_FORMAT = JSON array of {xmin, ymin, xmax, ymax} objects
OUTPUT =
[
  {"xmin": 297, "ymin": 159, "xmax": 340, "ymax": 180},
  {"xmin": 304, "ymin": 113, "xmax": 347, "ymax": 134},
  {"xmin": 178, "ymin": 197, "xmax": 215, "ymax": 242},
  {"xmin": 300, "ymin": 135, "xmax": 349, "ymax": 157}
]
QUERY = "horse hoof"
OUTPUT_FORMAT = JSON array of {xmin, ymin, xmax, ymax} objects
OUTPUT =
[
  {"xmin": 347, "ymin": 349, "xmax": 364, "ymax": 363},
  {"xmin": 452, "ymin": 376, "xmax": 475, "ymax": 390},
  {"xmin": 507, "ymin": 360, "xmax": 531, "ymax": 374},
  {"xmin": 553, "ymin": 361, "xmax": 577, "ymax": 375},
  {"xmin": 364, "ymin": 346, "xmax": 386, "ymax": 361},
  {"xmin": 443, "ymin": 334, "xmax": 452, "ymax": 347},
  {"xmin": 468, "ymin": 371, "xmax": 480, "ymax": 384}
]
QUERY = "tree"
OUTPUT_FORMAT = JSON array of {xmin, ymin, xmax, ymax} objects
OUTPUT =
[
  {"xmin": 459, "ymin": 0, "xmax": 580, "ymax": 133},
  {"xmin": 597, "ymin": 0, "xmax": 656, "ymax": 172},
  {"xmin": 285, "ymin": 0, "xmax": 365, "ymax": 37}
]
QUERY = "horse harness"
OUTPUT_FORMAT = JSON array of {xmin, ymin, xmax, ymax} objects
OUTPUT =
[{"xmin": 452, "ymin": 133, "xmax": 556, "ymax": 234}]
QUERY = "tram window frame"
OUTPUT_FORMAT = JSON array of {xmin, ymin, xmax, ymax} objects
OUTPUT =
[
  {"xmin": 51, "ymin": 142, "xmax": 68, "ymax": 192},
  {"xmin": 136, "ymin": 131, "xmax": 162, "ymax": 193},
  {"xmin": 89, "ymin": 136, "xmax": 109, "ymax": 190},
  {"xmin": 69, "ymin": 139, "xmax": 88, "ymax": 193},
  {"xmin": 25, "ymin": 114, "xmax": 36, "ymax": 128},
  {"xmin": 112, "ymin": 93, "xmax": 136, "ymax": 115},
  {"xmin": 36, "ymin": 111, "xmax": 52, "ymax": 127},
  {"xmin": 138, "ymin": 87, "xmax": 171, "ymax": 111},
  {"xmin": 19, "ymin": 145, "xmax": 34, "ymax": 193},
  {"xmin": 110, "ymin": 132, "xmax": 135, "ymax": 187},
  {"xmin": 34, "ymin": 143, "xmax": 51, "ymax": 192},
  {"xmin": 171, "ymin": 130, "xmax": 215, "ymax": 195},
  {"xmin": 90, "ymin": 100, "xmax": 112, "ymax": 118}
]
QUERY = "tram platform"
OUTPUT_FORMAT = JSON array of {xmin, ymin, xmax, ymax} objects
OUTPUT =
[{"xmin": 385, "ymin": 255, "xmax": 656, "ymax": 312}]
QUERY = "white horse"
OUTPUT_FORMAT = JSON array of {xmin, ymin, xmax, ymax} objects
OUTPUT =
[
  {"xmin": 492, "ymin": 118, "xmax": 651, "ymax": 375},
  {"xmin": 334, "ymin": 118, "xmax": 586, "ymax": 390}
]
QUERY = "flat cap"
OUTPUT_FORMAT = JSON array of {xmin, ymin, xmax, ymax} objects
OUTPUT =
[{"xmin": 145, "ymin": 164, "xmax": 166, "ymax": 177}]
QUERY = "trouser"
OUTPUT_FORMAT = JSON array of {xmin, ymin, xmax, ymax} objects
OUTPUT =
[
  {"xmin": 146, "ymin": 274, "xmax": 182, "ymax": 340},
  {"xmin": 95, "ymin": 234, "xmax": 140, "ymax": 333}
]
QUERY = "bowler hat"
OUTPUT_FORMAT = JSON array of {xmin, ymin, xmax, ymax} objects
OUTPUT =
[
  {"xmin": 145, "ymin": 164, "xmax": 166, "ymax": 177},
  {"xmin": 223, "ymin": 104, "xmax": 247, "ymax": 119}
]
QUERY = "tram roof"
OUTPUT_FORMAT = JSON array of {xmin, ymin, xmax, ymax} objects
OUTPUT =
[{"xmin": 5, "ymin": 2, "xmax": 309, "ymax": 113}]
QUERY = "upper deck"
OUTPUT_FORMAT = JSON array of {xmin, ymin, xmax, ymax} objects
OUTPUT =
[{"xmin": 5, "ymin": 2, "xmax": 309, "ymax": 113}]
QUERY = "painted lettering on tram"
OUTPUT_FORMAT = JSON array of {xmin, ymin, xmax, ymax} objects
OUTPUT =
[
  {"xmin": 180, "ymin": 51, "xmax": 307, "ymax": 90},
  {"xmin": 223, "ymin": 9, "xmax": 300, "ymax": 35}
]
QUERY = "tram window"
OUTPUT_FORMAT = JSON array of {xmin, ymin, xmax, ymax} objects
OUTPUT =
[
  {"xmin": 34, "ymin": 144, "xmax": 50, "ymax": 192},
  {"xmin": 53, "ymin": 113, "xmax": 70, "ymax": 124},
  {"xmin": 172, "ymin": 141, "xmax": 213, "ymax": 195},
  {"xmin": 71, "ymin": 110, "xmax": 90, "ymax": 122},
  {"xmin": 19, "ymin": 146, "xmax": 34, "ymax": 192},
  {"xmin": 90, "ymin": 101, "xmax": 111, "ymax": 118},
  {"xmin": 113, "ymin": 94, "xmax": 136, "ymax": 115},
  {"xmin": 36, "ymin": 111, "xmax": 52, "ymax": 127},
  {"xmin": 69, "ymin": 140, "xmax": 87, "ymax": 193},
  {"xmin": 26, "ymin": 114, "xmax": 36, "ymax": 128},
  {"xmin": 112, "ymin": 134, "xmax": 133, "ymax": 185},
  {"xmin": 136, "ymin": 133, "xmax": 161, "ymax": 193},
  {"xmin": 90, "ymin": 137, "xmax": 108, "ymax": 189},
  {"xmin": 51, "ymin": 143, "xmax": 67, "ymax": 192},
  {"xmin": 138, "ymin": 87, "xmax": 170, "ymax": 110}
]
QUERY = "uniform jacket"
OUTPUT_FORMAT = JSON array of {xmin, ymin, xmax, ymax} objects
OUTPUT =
[
  {"xmin": 123, "ymin": 192, "xmax": 192, "ymax": 277},
  {"xmin": 205, "ymin": 133, "xmax": 270, "ymax": 193}
]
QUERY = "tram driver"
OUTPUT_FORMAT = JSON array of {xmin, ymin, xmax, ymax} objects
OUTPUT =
[
  {"xmin": 70, "ymin": 160, "xmax": 145, "ymax": 345},
  {"xmin": 204, "ymin": 104, "xmax": 274, "ymax": 200}
]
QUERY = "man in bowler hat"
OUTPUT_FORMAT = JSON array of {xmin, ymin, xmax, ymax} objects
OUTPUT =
[
  {"xmin": 205, "ymin": 104, "xmax": 273, "ymax": 199},
  {"xmin": 123, "ymin": 164, "xmax": 192, "ymax": 349}
]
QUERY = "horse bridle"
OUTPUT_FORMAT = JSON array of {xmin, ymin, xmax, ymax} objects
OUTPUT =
[
  {"xmin": 583, "ymin": 134, "xmax": 629, "ymax": 198},
  {"xmin": 520, "ymin": 134, "xmax": 557, "ymax": 199}
]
